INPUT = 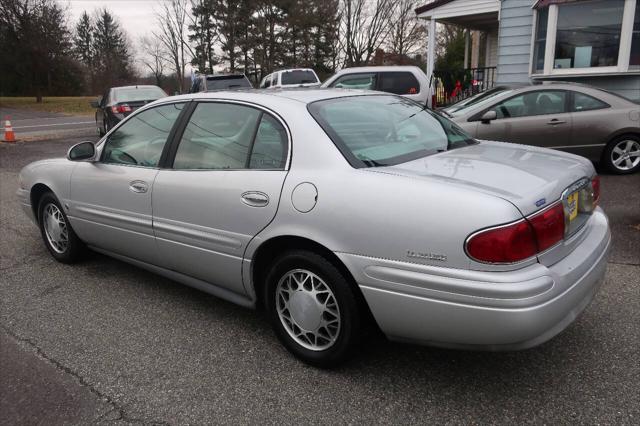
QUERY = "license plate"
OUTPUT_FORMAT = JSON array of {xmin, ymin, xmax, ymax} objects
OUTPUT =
[{"xmin": 568, "ymin": 191, "xmax": 579, "ymax": 221}]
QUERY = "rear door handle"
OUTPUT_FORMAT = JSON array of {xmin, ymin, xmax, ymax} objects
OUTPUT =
[
  {"xmin": 547, "ymin": 119, "xmax": 566, "ymax": 125},
  {"xmin": 241, "ymin": 191, "xmax": 269, "ymax": 207},
  {"xmin": 129, "ymin": 180, "xmax": 149, "ymax": 193}
]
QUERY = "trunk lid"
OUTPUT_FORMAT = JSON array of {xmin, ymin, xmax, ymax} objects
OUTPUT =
[{"xmin": 375, "ymin": 140, "xmax": 595, "ymax": 217}]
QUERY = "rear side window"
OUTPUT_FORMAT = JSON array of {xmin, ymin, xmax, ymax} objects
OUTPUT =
[
  {"xmin": 573, "ymin": 92, "xmax": 609, "ymax": 112},
  {"xmin": 102, "ymin": 103, "xmax": 185, "ymax": 167},
  {"xmin": 378, "ymin": 72, "xmax": 420, "ymax": 95},
  {"xmin": 281, "ymin": 70, "xmax": 318, "ymax": 85},
  {"xmin": 330, "ymin": 73, "xmax": 377, "ymax": 90},
  {"xmin": 173, "ymin": 103, "xmax": 287, "ymax": 170}
]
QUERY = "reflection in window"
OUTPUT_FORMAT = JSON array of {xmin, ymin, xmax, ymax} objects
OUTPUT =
[
  {"xmin": 554, "ymin": 0, "xmax": 624, "ymax": 69},
  {"xmin": 173, "ymin": 103, "xmax": 261, "ymax": 170},
  {"xmin": 332, "ymin": 73, "xmax": 377, "ymax": 90},
  {"xmin": 631, "ymin": 3, "xmax": 640, "ymax": 67},
  {"xmin": 533, "ymin": 7, "xmax": 548, "ymax": 73},
  {"xmin": 573, "ymin": 92, "xmax": 609, "ymax": 112}
]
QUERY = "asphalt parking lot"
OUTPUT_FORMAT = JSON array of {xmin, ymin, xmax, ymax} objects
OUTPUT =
[{"xmin": 1, "ymin": 136, "xmax": 639, "ymax": 424}]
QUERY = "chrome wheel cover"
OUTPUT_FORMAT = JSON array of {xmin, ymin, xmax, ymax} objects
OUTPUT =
[
  {"xmin": 611, "ymin": 140, "xmax": 640, "ymax": 171},
  {"xmin": 43, "ymin": 203, "xmax": 69, "ymax": 254},
  {"xmin": 276, "ymin": 269, "xmax": 341, "ymax": 351}
]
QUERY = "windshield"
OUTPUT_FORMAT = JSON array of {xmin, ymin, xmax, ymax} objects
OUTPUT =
[
  {"xmin": 308, "ymin": 95, "xmax": 476, "ymax": 168},
  {"xmin": 206, "ymin": 75, "xmax": 252, "ymax": 90},
  {"xmin": 281, "ymin": 70, "xmax": 318, "ymax": 85},
  {"xmin": 444, "ymin": 87, "xmax": 512, "ymax": 114},
  {"xmin": 114, "ymin": 87, "xmax": 167, "ymax": 103}
]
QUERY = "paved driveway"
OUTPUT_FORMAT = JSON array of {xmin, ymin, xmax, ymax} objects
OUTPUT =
[{"xmin": 1, "ymin": 137, "xmax": 639, "ymax": 424}]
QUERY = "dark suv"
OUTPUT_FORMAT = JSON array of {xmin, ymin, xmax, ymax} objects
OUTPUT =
[{"xmin": 189, "ymin": 74, "xmax": 253, "ymax": 93}]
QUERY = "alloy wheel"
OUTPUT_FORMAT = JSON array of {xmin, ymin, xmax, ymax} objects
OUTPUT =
[
  {"xmin": 276, "ymin": 269, "xmax": 341, "ymax": 351},
  {"xmin": 43, "ymin": 203, "xmax": 69, "ymax": 254},
  {"xmin": 611, "ymin": 139, "xmax": 640, "ymax": 171}
]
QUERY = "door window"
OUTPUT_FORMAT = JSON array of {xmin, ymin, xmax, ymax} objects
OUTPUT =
[
  {"xmin": 330, "ymin": 73, "xmax": 377, "ymax": 90},
  {"xmin": 378, "ymin": 72, "xmax": 420, "ymax": 95},
  {"xmin": 491, "ymin": 91, "xmax": 567, "ymax": 119},
  {"xmin": 173, "ymin": 102, "xmax": 287, "ymax": 170},
  {"xmin": 249, "ymin": 115, "xmax": 287, "ymax": 169},
  {"xmin": 101, "ymin": 103, "xmax": 185, "ymax": 167},
  {"xmin": 572, "ymin": 92, "xmax": 609, "ymax": 112}
]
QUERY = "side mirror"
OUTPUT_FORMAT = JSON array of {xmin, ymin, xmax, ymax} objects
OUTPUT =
[
  {"xmin": 90, "ymin": 97, "xmax": 101, "ymax": 108},
  {"xmin": 480, "ymin": 110, "xmax": 497, "ymax": 124},
  {"xmin": 67, "ymin": 141, "xmax": 96, "ymax": 162}
]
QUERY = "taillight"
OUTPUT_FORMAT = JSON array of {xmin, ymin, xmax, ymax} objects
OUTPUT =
[
  {"xmin": 466, "ymin": 220, "xmax": 538, "ymax": 263},
  {"xmin": 591, "ymin": 176, "xmax": 600, "ymax": 207},
  {"xmin": 528, "ymin": 203, "xmax": 564, "ymax": 252},
  {"xmin": 110, "ymin": 104, "xmax": 131, "ymax": 114}
]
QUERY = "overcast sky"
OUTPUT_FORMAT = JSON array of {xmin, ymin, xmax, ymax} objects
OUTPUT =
[{"xmin": 59, "ymin": 0, "xmax": 162, "ymax": 42}]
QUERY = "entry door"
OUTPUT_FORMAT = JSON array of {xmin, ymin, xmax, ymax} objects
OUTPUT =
[
  {"xmin": 475, "ymin": 90, "xmax": 573, "ymax": 148},
  {"xmin": 68, "ymin": 102, "xmax": 186, "ymax": 265},
  {"xmin": 152, "ymin": 102, "xmax": 289, "ymax": 295}
]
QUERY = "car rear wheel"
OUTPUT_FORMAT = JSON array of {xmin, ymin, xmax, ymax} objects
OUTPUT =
[
  {"xmin": 604, "ymin": 136, "xmax": 640, "ymax": 174},
  {"xmin": 38, "ymin": 193, "xmax": 84, "ymax": 263},
  {"xmin": 264, "ymin": 250, "xmax": 363, "ymax": 367}
]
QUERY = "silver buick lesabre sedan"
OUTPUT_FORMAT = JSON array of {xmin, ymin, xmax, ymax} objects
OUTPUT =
[{"xmin": 17, "ymin": 89, "xmax": 611, "ymax": 367}]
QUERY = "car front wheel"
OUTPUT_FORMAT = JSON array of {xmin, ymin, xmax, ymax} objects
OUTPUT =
[
  {"xmin": 38, "ymin": 193, "xmax": 84, "ymax": 263},
  {"xmin": 264, "ymin": 250, "xmax": 363, "ymax": 368},
  {"xmin": 604, "ymin": 135, "xmax": 640, "ymax": 174}
]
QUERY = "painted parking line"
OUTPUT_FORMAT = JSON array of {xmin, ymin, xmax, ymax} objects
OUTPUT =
[{"xmin": 1, "ymin": 121, "xmax": 95, "ymax": 130}]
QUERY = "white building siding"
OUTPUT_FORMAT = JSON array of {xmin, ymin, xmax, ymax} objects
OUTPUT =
[{"xmin": 496, "ymin": 0, "xmax": 534, "ymax": 84}]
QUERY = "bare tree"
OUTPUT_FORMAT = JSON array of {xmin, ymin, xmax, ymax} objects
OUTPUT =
[
  {"xmin": 153, "ymin": 0, "xmax": 193, "ymax": 93},
  {"xmin": 138, "ymin": 35, "xmax": 167, "ymax": 87},
  {"xmin": 340, "ymin": 0, "xmax": 397, "ymax": 67},
  {"xmin": 388, "ymin": 0, "xmax": 425, "ymax": 62}
]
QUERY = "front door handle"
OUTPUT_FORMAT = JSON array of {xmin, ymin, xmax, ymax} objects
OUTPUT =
[
  {"xmin": 241, "ymin": 191, "xmax": 269, "ymax": 207},
  {"xmin": 129, "ymin": 180, "xmax": 149, "ymax": 193},
  {"xmin": 547, "ymin": 119, "xmax": 567, "ymax": 125}
]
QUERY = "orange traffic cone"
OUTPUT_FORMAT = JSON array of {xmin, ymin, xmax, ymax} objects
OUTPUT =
[{"xmin": 3, "ymin": 117, "xmax": 16, "ymax": 143}]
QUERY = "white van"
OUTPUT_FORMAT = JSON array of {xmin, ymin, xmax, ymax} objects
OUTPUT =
[
  {"xmin": 259, "ymin": 68, "xmax": 321, "ymax": 89},
  {"xmin": 322, "ymin": 66, "xmax": 430, "ymax": 105}
]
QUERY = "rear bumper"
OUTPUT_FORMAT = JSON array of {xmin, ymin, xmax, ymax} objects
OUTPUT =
[{"xmin": 337, "ymin": 208, "xmax": 610, "ymax": 350}]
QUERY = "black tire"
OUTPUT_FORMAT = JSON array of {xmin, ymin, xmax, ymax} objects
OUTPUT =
[
  {"xmin": 37, "ymin": 192, "xmax": 85, "ymax": 263},
  {"xmin": 602, "ymin": 135, "xmax": 640, "ymax": 174},
  {"xmin": 264, "ymin": 250, "xmax": 363, "ymax": 368}
]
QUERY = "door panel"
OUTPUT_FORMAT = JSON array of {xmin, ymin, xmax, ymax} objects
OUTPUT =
[
  {"xmin": 68, "ymin": 102, "xmax": 185, "ymax": 264},
  {"xmin": 475, "ymin": 90, "xmax": 573, "ymax": 148},
  {"xmin": 152, "ymin": 170, "xmax": 287, "ymax": 294},
  {"xmin": 152, "ymin": 101, "xmax": 289, "ymax": 294}
]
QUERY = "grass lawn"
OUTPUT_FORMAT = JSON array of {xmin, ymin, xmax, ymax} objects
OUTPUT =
[{"xmin": 0, "ymin": 96, "xmax": 96, "ymax": 116}]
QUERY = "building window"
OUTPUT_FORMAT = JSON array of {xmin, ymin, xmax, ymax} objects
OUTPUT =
[
  {"xmin": 554, "ymin": 0, "xmax": 624, "ymax": 69},
  {"xmin": 631, "ymin": 2, "xmax": 640, "ymax": 67},
  {"xmin": 532, "ymin": 0, "xmax": 637, "ymax": 75},
  {"xmin": 533, "ymin": 8, "xmax": 548, "ymax": 72}
]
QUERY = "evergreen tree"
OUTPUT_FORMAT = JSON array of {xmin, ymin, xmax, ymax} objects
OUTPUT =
[{"xmin": 92, "ymin": 9, "xmax": 134, "ymax": 89}]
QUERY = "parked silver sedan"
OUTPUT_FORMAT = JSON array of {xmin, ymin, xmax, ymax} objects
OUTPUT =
[
  {"xmin": 17, "ymin": 89, "xmax": 611, "ymax": 367},
  {"xmin": 445, "ymin": 83, "xmax": 640, "ymax": 174}
]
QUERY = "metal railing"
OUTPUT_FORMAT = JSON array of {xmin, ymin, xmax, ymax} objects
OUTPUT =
[{"xmin": 430, "ymin": 66, "xmax": 497, "ymax": 108}]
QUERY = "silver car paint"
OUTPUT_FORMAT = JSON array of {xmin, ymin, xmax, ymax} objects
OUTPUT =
[{"xmin": 18, "ymin": 89, "xmax": 610, "ymax": 349}]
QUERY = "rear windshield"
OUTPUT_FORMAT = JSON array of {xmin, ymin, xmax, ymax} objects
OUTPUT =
[
  {"xmin": 206, "ymin": 75, "xmax": 252, "ymax": 90},
  {"xmin": 308, "ymin": 95, "xmax": 476, "ymax": 168},
  {"xmin": 114, "ymin": 87, "xmax": 167, "ymax": 103},
  {"xmin": 281, "ymin": 70, "xmax": 318, "ymax": 85}
]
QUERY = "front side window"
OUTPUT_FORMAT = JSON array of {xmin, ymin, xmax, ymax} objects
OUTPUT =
[
  {"xmin": 101, "ymin": 103, "xmax": 184, "ymax": 167},
  {"xmin": 330, "ymin": 73, "xmax": 377, "ymax": 90},
  {"xmin": 572, "ymin": 92, "xmax": 609, "ymax": 112},
  {"xmin": 490, "ymin": 91, "xmax": 567, "ymax": 119},
  {"xmin": 308, "ymin": 95, "xmax": 475, "ymax": 168},
  {"xmin": 378, "ymin": 72, "xmax": 420, "ymax": 95},
  {"xmin": 554, "ymin": 0, "xmax": 624, "ymax": 69}
]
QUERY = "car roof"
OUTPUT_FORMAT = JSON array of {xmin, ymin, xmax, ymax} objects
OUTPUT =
[
  {"xmin": 157, "ymin": 88, "xmax": 381, "ymax": 106},
  {"xmin": 205, "ymin": 74, "xmax": 248, "ymax": 79},
  {"xmin": 334, "ymin": 65, "xmax": 422, "ymax": 74},
  {"xmin": 113, "ymin": 85, "xmax": 161, "ymax": 91}
]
